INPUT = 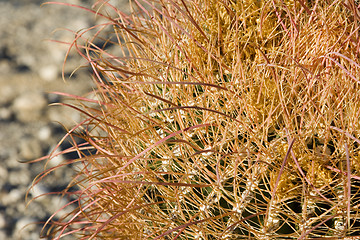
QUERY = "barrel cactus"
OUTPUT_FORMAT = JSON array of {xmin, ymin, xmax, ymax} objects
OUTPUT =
[{"xmin": 36, "ymin": 0, "xmax": 360, "ymax": 239}]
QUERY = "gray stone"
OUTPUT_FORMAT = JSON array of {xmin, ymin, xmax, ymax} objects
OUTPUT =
[
  {"xmin": 0, "ymin": 165, "xmax": 8, "ymax": 186},
  {"xmin": 14, "ymin": 217, "xmax": 37, "ymax": 239},
  {"xmin": 19, "ymin": 137, "xmax": 43, "ymax": 161},
  {"xmin": 8, "ymin": 169, "xmax": 31, "ymax": 186},
  {"xmin": 37, "ymin": 126, "xmax": 52, "ymax": 141},
  {"xmin": 0, "ymin": 214, "xmax": 6, "ymax": 229},
  {"xmin": 0, "ymin": 231, "xmax": 6, "ymax": 240},
  {"xmin": 38, "ymin": 64, "xmax": 59, "ymax": 82},
  {"xmin": 0, "ymin": 83, "xmax": 17, "ymax": 105},
  {"xmin": 0, "ymin": 107, "xmax": 12, "ymax": 120},
  {"xmin": 12, "ymin": 92, "xmax": 47, "ymax": 123},
  {"xmin": 28, "ymin": 183, "xmax": 48, "ymax": 200},
  {"xmin": 1, "ymin": 188, "xmax": 23, "ymax": 205},
  {"xmin": 46, "ymin": 146, "xmax": 66, "ymax": 168},
  {"xmin": 47, "ymin": 105, "xmax": 81, "ymax": 128}
]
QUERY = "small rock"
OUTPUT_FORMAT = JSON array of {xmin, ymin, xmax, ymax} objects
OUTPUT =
[
  {"xmin": 12, "ymin": 92, "xmax": 47, "ymax": 123},
  {"xmin": 0, "ymin": 165, "xmax": 8, "ymax": 185},
  {"xmin": 0, "ymin": 231, "xmax": 6, "ymax": 240},
  {"xmin": 47, "ymin": 147, "xmax": 65, "ymax": 168},
  {"xmin": 50, "ymin": 196, "xmax": 74, "ymax": 216},
  {"xmin": 23, "ymin": 201, "xmax": 48, "ymax": 220},
  {"xmin": 8, "ymin": 169, "xmax": 31, "ymax": 186},
  {"xmin": 5, "ymin": 152, "xmax": 22, "ymax": 168},
  {"xmin": 0, "ymin": 107, "xmax": 12, "ymax": 120},
  {"xmin": 0, "ymin": 60, "xmax": 11, "ymax": 74},
  {"xmin": 28, "ymin": 183, "xmax": 48, "ymax": 199},
  {"xmin": 1, "ymin": 188, "xmax": 23, "ymax": 205},
  {"xmin": 19, "ymin": 137, "xmax": 43, "ymax": 161},
  {"xmin": 47, "ymin": 105, "xmax": 81, "ymax": 128},
  {"xmin": 0, "ymin": 214, "xmax": 6, "ymax": 229},
  {"xmin": 37, "ymin": 126, "xmax": 51, "ymax": 141},
  {"xmin": 38, "ymin": 65, "xmax": 58, "ymax": 82},
  {"xmin": 14, "ymin": 217, "xmax": 36, "ymax": 237},
  {"xmin": 0, "ymin": 84, "xmax": 17, "ymax": 105}
]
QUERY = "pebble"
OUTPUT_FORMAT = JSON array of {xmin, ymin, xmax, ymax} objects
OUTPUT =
[
  {"xmin": 0, "ymin": 231, "xmax": 6, "ymax": 240},
  {"xmin": 0, "ymin": 165, "xmax": 9, "ymax": 185},
  {"xmin": 28, "ymin": 183, "xmax": 48, "ymax": 199},
  {"xmin": 47, "ymin": 105, "xmax": 81, "ymax": 128},
  {"xmin": 0, "ymin": 107, "xmax": 12, "ymax": 120},
  {"xmin": 4, "ymin": 152, "xmax": 20, "ymax": 168},
  {"xmin": 8, "ymin": 169, "xmax": 31, "ymax": 186},
  {"xmin": 19, "ymin": 137, "xmax": 43, "ymax": 161},
  {"xmin": 1, "ymin": 188, "xmax": 23, "ymax": 205},
  {"xmin": 0, "ymin": 84, "xmax": 17, "ymax": 105},
  {"xmin": 38, "ymin": 65, "xmax": 59, "ymax": 82},
  {"xmin": 12, "ymin": 92, "xmax": 47, "ymax": 123},
  {"xmin": 0, "ymin": 60, "xmax": 11, "ymax": 72},
  {"xmin": 47, "ymin": 147, "xmax": 66, "ymax": 168},
  {"xmin": 15, "ymin": 217, "xmax": 36, "ymax": 236},
  {"xmin": 0, "ymin": 214, "xmax": 6, "ymax": 229},
  {"xmin": 37, "ymin": 126, "xmax": 52, "ymax": 141}
]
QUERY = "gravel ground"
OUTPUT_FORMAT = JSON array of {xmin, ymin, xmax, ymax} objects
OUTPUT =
[{"xmin": 0, "ymin": 0, "xmax": 129, "ymax": 239}]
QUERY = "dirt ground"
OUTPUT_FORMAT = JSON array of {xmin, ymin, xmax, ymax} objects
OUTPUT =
[{"xmin": 0, "ymin": 0, "xmax": 129, "ymax": 239}]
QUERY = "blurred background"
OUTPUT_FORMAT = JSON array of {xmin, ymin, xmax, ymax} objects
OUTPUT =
[{"xmin": 0, "ymin": 0, "xmax": 128, "ymax": 239}]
